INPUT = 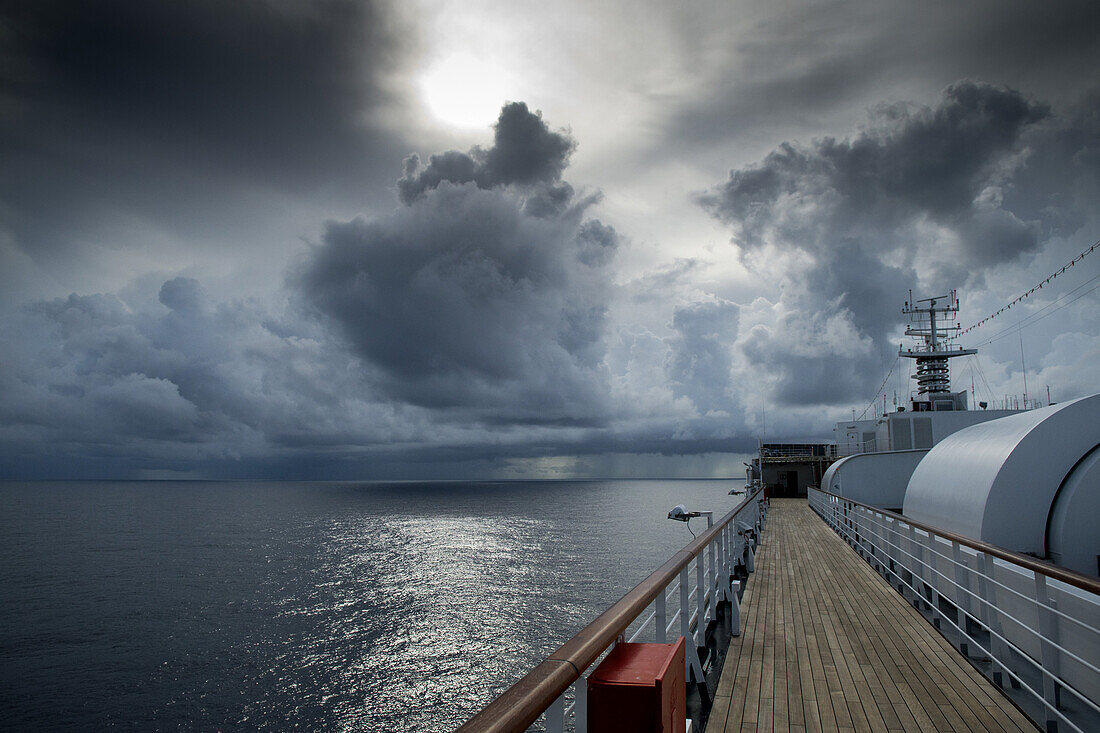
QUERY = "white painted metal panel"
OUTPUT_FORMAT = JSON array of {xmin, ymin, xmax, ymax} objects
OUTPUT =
[
  {"xmin": 1049, "ymin": 445, "xmax": 1100, "ymax": 576},
  {"xmin": 903, "ymin": 393, "xmax": 1100, "ymax": 557},
  {"xmin": 820, "ymin": 449, "xmax": 927, "ymax": 508}
]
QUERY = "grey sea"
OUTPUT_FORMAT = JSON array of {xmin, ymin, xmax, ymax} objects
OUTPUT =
[{"xmin": 0, "ymin": 479, "xmax": 746, "ymax": 731}]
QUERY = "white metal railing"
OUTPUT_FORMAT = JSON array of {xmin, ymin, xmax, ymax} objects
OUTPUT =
[
  {"xmin": 459, "ymin": 491, "xmax": 769, "ymax": 733},
  {"xmin": 835, "ymin": 438, "xmax": 877, "ymax": 457},
  {"xmin": 808, "ymin": 487, "xmax": 1100, "ymax": 733},
  {"xmin": 760, "ymin": 445, "xmax": 838, "ymax": 460}
]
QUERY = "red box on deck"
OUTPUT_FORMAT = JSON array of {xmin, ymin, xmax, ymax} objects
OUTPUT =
[{"xmin": 586, "ymin": 638, "xmax": 686, "ymax": 733}]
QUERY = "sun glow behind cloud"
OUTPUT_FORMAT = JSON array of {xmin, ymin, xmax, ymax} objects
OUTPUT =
[{"xmin": 419, "ymin": 53, "xmax": 512, "ymax": 129}]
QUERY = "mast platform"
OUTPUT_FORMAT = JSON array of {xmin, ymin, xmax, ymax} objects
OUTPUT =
[{"xmin": 710, "ymin": 499, "xmax": 1036, "ymax": 733}]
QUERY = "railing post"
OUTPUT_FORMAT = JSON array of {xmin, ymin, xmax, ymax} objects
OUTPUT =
[
  {"xmin": 680, "ymin": 567, "xmax": 705, "ymax": 683},
  {"xmin": 1034, "ymin": 573, "xmax": 1063, "ymax": 733},
  {"xmin": 656, "ymin": 588, "xmax": 667, "ymax": 644},
  {"xmin": 977, "ymin": 551, "xmax": 1008, "ymax": 688},
  {"xmin": 574, "ymin": 677, "xmax": 588, "ymax": 733},
  {"xmin": 952, "ymin": 541, "xmax": 976, "ymax": 656},
  {"xmin": 680, "ymin": 567, "xmax": 691, "ymax": 658},
  {"xmin": 854, "ymin": 502, "xmax": 862, "ymax": 552},
  {"xmin": 872, "ymin": 512, "xmax": 884, "ymax": 574},
  {"xmin": 730, "ymin": 579, "xmax": 741, "ymax": 636},
  {"xmin": 546, "ymin": 692, "xmax": 564, "ymax": 733},
  {"xmin": 708, "ymin": 533, "xmax": 717, "ymax": 611},
  {"xmin": 724, "ymin": 524, "xmax": 732, "ymax": 600},
  {"xmin": 725, "ymin": 523, "xmax": 733, "ymax": 580},
  {"xmin": 697, "ymin": 552, "xmax": 706, "ymax": 634},
  {"xmin": 925, "ymin": 530, "xmax": 942, "ymax": 626},
  {"xmin": 888, "ymin": 516, "xmax": 900, "ymax": 590},
  {"xmin": 909, "ymin": 524, "xmax": 925, "ymax": 611}
]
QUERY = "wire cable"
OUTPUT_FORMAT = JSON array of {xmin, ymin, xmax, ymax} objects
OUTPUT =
[
  {"xmin": 976, "ymin": 276, "xmax": 1100, "ymax": 347},
  {"xmin": 960, "ymin": 239, "xmax": 1098, "ymax": 336},
  {"xmin": 858, "ymin": 353, "xmax": 900, "ymax": 420}
]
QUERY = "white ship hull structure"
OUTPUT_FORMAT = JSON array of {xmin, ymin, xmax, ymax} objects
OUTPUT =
[{"xmin": 904, "ymin": 392, "xmax": 1100, "ymax": 577}]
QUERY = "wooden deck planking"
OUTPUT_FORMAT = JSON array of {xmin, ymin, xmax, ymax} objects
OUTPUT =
[{"xmin": 710, "ymin": 499, "xmax": 1035, "ymax": 733}]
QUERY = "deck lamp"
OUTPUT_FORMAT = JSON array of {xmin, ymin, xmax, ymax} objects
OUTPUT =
[{"xmin": 667, "ymin": 505, "xmax": 713, "ymax": 537}]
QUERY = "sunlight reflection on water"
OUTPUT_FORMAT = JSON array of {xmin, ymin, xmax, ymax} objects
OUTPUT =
[{"xmin": 0, "ymin": 480, "xmax": 745, "ymax": 731}]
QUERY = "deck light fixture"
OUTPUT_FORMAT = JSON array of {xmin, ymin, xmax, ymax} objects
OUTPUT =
[{"xmin": 667, "ymin": 505, "xmax": 713, "ymax": 538}]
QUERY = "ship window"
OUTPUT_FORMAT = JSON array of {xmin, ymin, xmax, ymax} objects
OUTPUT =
[
  {"xmin": 892, "ymin": 419, "xmax": 912, "ymax": 450},
  {"xmin": 914, "ymin": 418, "xmax": 933, "ymax": 449},
  {"xmin": 933, "ymin": 400, "xmax": 953, "ymax": 411},
  {"xmin": 862, "ymin": 431, "xmax": 876, "ymax": 452}
]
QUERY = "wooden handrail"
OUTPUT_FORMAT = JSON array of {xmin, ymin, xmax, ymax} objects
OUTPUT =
[
  {"xmin": 456, "ymin": 488, "xmax": 764, "ymax": 733},
  {"xmin": 812, "ymin": 487, "xmax": 1100, "ymax": 596}
]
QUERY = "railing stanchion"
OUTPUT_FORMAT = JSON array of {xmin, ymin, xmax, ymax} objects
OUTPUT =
[
  {"xmin": 730, "ymin": 579, "xmax": 741, "ymax": 636},
  {"xmin": 574, "ymin": 677, "xmax": 588, "ymax": 733},
  {"xmin": 708, "ymin": 532, "xmax": 717, "ymax": 617},
  {"xmin": 696, "ymin": 552, "xmax": 705, "ymax": 638},
  {"xmin": 656, "ymin": 588, "xmax": 667, "ymax": 644},
  {"xmin": 1034, "ymin": 573, "xmax": 1063, "ymax": 732},
  {"xmin": 680, "ymin": 566, "xmax": 691, "ymax": 672},
  {"xmin": 924, "ymin": 529, "xmax": 942, "ymax": 627},
  {"xmin": 952, "ymin": 540, "xmax": 976, "ymax": 656},
  {"xmin": 718, "ymin": 525, "xmax": 729, "ymax": 601},
  {"xmin": 546, "ymin": 693, "xmax": 564, "ymax": 733},
  {"xmin": 977, "ymin": 550, "xmax": 1006, "ymax": 687},
  {"xmin": 723, "ymin": 524, "xmax": 732, "ymax": 586},
  {"xmin": 680, "ymin": 567, "xmax": 705, "ymax": 683},
  {"xmin": 908, "ymin": 524, "xmax": 924, "ymax": 611}
]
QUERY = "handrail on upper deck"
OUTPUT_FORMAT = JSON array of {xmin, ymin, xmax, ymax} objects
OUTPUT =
[
  {"xmin": 457, "ymin": 488, "xmax": 765, "ymax": 733},
  {"xmin": 810, "ymin": 487, "xmax": 1100, "ymax": 597}
]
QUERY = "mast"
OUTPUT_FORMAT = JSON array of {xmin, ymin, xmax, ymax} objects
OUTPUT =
[{"xmin": 899, "ymin": 290, "xmax": 976, "ymax": 405}]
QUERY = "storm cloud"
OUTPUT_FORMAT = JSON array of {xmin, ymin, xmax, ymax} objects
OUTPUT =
[
  {"xmin": 700, "ymin": 82, "xmax": 1096, "ymax": 406},
  {"xmin": 665, "ymin": 300, "xmax": 740, "ymax": 414},
  {"xmin": 396, "ymin": 102, "xmax": 577, "ymax": 204},
  {"xmin": 0, "ymin": 276, "xmax": 402, "ymax": 477},
  {"xmin": 0, "ymin": 0, "xmax": 411, "ymax": 269},
  {"xmin": 1, "ymin": 0, "xmax": 1097, "ymax": 479},
  {"xmin": 300, "ymin": 104, "xmax": 616, "ymax": 425}
]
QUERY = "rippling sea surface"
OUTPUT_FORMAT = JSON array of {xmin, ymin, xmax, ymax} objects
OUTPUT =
[{"xmin": 0, "ymin": 480, "xmax": 746, "ymax": 731}]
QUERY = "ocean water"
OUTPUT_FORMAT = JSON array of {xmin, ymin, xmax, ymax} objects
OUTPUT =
[{"xmin": 0, "ymin": 479, "xmax": 745, "ymax": 731}]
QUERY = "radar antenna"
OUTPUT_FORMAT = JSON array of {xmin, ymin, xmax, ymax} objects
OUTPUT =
[{"xmin": 900, "ymin": 290, "xmax": 976, "ymax": 396}]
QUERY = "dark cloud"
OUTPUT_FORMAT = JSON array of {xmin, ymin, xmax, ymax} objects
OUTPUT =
[
  {"xmin": 0, "ymin": 278, "xmax": 410, "ymax": 477},
  {"xmin": 665, "ymin": 300, "xmax": 740, "ymax": 413},
  {"xmin": 0, "ymin": 271, "xmax": 761, "ymax": 479},
  {"xmin": 481, "ymin": 102, "xmax": 576, "ymax": 186},
  {"xmin": 700, "ymin": 82, "xmax": 1096, "ymax": 407},
  {"xmin": 665, "ymin": 0, "xmax": 1099, "ymax": 151},
  {"xmin": 0, "ymin": 0, "xmax": 411, "ymax": 261},
  {"xmin": 396, "ymin": 102, "xmax": 575, "ymax": 204},
  {"xmin": 701, "ymin": 82, "xmax": 1050, "ymax": 266},
  {"xmin": 300, "ymin": 104, "xmax": 615, "ymax": 425}
]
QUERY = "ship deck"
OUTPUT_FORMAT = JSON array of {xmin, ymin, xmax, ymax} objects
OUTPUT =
[{"xmin": 709, "ymin": 498, "xmax": 1037, "ymax": 733}]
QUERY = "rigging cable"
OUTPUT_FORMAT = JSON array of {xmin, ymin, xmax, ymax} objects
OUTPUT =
[
  {"xmin": 959, "ymin": 239, "xmax": 1099, "ymax": 337},
  {"xmin": 975, "ymin": 273, "xmax": 1100, "ymax": 347},
  {"xmin": 857, "ymin": 353, "xmax": 900, "ymax": 420},
  {"xmin": 969, "ymin": 355, "xmax": 996, "ymax": 406}
]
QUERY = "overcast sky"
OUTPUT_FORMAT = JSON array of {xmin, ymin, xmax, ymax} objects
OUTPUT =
[{"xmin": 1, "ymin": 0, "xmax": 1098, "ymax": 479}]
